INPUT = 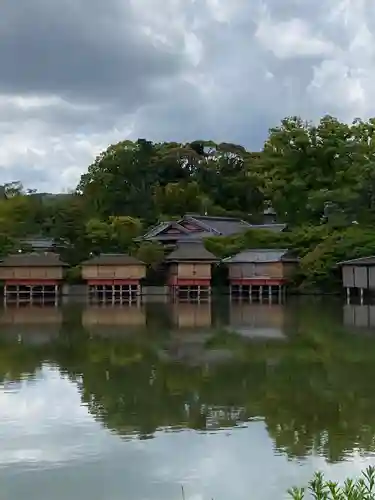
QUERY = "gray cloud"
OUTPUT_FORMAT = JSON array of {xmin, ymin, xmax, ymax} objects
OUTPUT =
[
  {"xmin": 1, "ymin": 0, "xmax": 182, "ymax": 98},
  {"xmin": 1, "ymin": 0, "xmax": 375, "ymax": 191}
]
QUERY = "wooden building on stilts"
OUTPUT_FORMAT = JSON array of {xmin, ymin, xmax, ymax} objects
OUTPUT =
[
  {"xmin": 81, "ymin": 254, "xmax": 146, "ymax": 303},
  {"xmin": 339, "ymin": 256, "xmax": 375, "ymax": 304},
  {"xmin": 0, "ymin": 252, "xmax": 66, "ymax": 305},
  {"xmin": 165, "ymin": 241, "xmax": 218, "ymax": 301},
  {"xmin": 222, "ymin": 249, "xmax": 298, "ymax": 300}
]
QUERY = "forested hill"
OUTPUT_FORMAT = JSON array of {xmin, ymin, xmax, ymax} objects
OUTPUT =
[{"xmin": 2, "ymin": 114, "xmax": 375, "ymax": 290}]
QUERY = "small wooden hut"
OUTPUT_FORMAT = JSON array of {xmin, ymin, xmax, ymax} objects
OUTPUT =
[
  {"xmin": 81, "ymin": 253, "xmax": 146, "ymax": 302},
  {"xmin": 339, "ymin": 256, "xmax": 375, "ymax": 303},
  {"xmin": 0, "ymin": 252, "xmax": 66, "ymax": 304},
  {"xmin": 222, "ymin": 249, "xmax": 298, "ymax": 298},
  {"xmin": 165, "ymin": 241, "xmax": 218, "ymax": 300}
]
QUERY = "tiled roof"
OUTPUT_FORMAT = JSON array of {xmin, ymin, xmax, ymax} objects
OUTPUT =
[
  {"xmin": 339, "ymin": 256, "xmax": 375, "ymax": 266},
  {"xmin": 139, "ymin": 214, "xmax": 287, "ymax": 242},
  {"xmin": 82, "ymin": 254, "xmax": 144, "ymax": 266},
  {"xmin": 0, "ymin": 252, "xmax": 66, "ymax": 267},
  {"xmin": 141, "ymin": 221, "xmax": 171, "ymax": 239},
  {"xmin": 165, "ymin": 242, "xmax": 218, "ymax": 262},
  {"xmin": 183, "ymin": 214, "xmax": 252, "ymax": 236},
  {"xmin": 222, "ymin": 249, "xmax": 297, "ymax": 264},
  {"xmin": 137, "ymin": 221, "xmax": 191, "ymax": 241}
]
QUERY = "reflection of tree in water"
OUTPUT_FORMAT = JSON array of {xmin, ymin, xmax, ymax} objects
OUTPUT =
[
  {"xmin": 0, "ymin": 340, "xmax": 44, "ymax": 382},
  {"xmin": 2, "ymin": 302, "xmax": 375, "ymax": 462}
]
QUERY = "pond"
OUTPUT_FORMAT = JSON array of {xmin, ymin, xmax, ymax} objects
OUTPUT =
[{"xmin": 0, "ymin": 297, "xmax": 375, "ymax": 500}]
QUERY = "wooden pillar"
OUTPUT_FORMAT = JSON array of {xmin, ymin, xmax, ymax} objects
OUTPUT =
[
  {"xmin": 259, "ymin": 285, "xmax": 263, "ymax": 302},
  {"xmin": 360, "ymin": 288, "xmax": 364, "ymax": 305},
  {"xmin": 3, "ymin": 284, "xmax": 7, "ymax": 306},
  {"xmin": 197, "ymin": 285, "xmax": 201, "ymax": 301},
  {"xmin": 346, "ymin": 287, "xmax": 351, "ymax": 304},
  {"xmin": 268, "ymin": 285, "xmax": 272, "ymax": 303}
]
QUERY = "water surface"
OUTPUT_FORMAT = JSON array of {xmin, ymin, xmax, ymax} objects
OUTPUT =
[{"xmin": 0, "ymin": 298, "xmax": 375, "ymax": 500}]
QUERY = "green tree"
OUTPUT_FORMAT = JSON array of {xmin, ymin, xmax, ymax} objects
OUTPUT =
[
  {"xmin": 109, "ymin": 216, "xmax": 143, "ymax": 251},
  {"xmin": 258, "ymin": 115, "xmax": 375, "ymax": 225},
  {"xmin": 153, "ymin": 181, "xmax": 210, "ymax": 216},
  {"xmin": 135, "ymin": 241, "xmax": 165, "ymax": 269},
  {"xmin": 77, "ymin": 139, "xmax": 158, "ymax": 221}
]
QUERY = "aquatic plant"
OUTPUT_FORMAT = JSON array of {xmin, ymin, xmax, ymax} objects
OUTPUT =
[{"xmin": 288, "ymin": 466, "xmax": 375, "ymax": 499}]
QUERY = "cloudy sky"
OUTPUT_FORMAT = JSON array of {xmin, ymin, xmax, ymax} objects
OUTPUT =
[{"xmin": 1, "ymin": 0, "xmax": 374, "ymax": 192}]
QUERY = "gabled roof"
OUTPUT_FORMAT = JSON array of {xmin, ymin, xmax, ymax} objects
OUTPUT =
[
  {"xmin": 182, "ymin": 214, "xmax": 252, "ymax": 236},
  {"xmin": 82, "ymin": 253, "xmax": 144, "ymax": 266},
  {"xmin": 136, "ymin": 221, "xmax": 190, "ymax": 241},
  {"xmin": 0, "ymin": 252, "xmax": 67, "ymax": 267},
  {"xmin": 165, "ymin": 242, "xmax": 218, "ymax": 262},
  {"xmin": 339, "ymin": 256, "xmax": 375, "ymax": 266},
  {"xmin": 222, "ymin": 249, "xmax": 298, "ymax": 264},
  {"xmin": 143, "ymin": 221, "xmax": 171, "ymax": 239}
]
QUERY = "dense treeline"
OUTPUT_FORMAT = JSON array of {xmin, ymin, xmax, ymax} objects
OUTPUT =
[{"xmin": 2, "ymin": 115, "xmax": 375, "ymax": 289}]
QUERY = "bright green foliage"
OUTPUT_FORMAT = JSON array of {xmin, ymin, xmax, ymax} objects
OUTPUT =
[
  {"xmin": 153, "ymin": 181, "xmax": 210, "ymax": 216},
  {"xmin": 259, "ymin": 116, "xmax": 375, "ymax": 226},
  {"xmin": 135, "ymin": 241, "xmax": 165, "ymax": 269},
  {"xmin": 289, "ymin": 466, "xmax": 375, "ymax": 499},
  {"xmin": 84, "ymin": 216, "xmax": 143, "ymax": 254}
]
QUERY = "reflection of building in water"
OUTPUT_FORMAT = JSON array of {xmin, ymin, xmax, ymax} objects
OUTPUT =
[
  {"xmin": 160, "ymin": 301, "xmax": 233, "ymax": 365},
  {"xmin": 82, "ymin": 304, "xmax": 146, "ymax": 336},
  {"xmin": 0, "ymin": 305, "xmax": 62, "ymax": 343},
  {"xmin": 170, "ymin": 301, "xmax": 212, "ymax": 329},
  {"xmin": 343, "ymin": 304, "xmax": 375, "ymax": 331},
  {"xmin": 227, "ymin": 302, "xmax": 286, "ymax": 339}
]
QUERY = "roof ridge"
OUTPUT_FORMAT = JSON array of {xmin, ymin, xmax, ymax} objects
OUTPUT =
[
  {"xmin": 185, "ymin": 213, "xmax": 247, "ymax": 222},
  {"xmin": 339, "ymin": 255, "xmax": 375, "ymax": 265}
]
